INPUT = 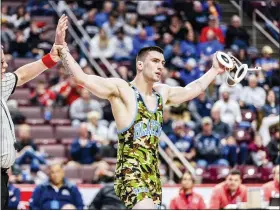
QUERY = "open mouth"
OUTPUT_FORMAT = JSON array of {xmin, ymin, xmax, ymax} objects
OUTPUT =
[{"xmin": 155, "ymin": 72, "xmax": 161, "ymax": 77}]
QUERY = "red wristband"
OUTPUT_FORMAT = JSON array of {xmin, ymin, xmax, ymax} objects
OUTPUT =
[{"xmin": 42, "ymin": 53, "xmax": 57, "ymax": 69}]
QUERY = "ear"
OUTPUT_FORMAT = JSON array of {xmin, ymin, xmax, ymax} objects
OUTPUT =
[{"xmin": 136, "ymin": 61, "xmax": 143, "ymax": 71}]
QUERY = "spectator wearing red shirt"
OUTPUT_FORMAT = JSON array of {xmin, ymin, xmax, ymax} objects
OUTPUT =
[
  {"xmin": 54, "ymin": 77, "xmax": 82, "ymax": 105},
  {"xmin": 169, "ymin": 172, "xmax": 206, "ymax": 210},
  {"xmin": 200, "ymin": 15, "xmax": 224, "ymax": 44},
  {"xmin": 209, "ymin": 169, "xmax": 247, "ymax": 209},
  {"xmin": 29, "ymin": 80, "xmax": 56, "ymax": 107},
  {"xmin": 262, "ymin": 165, "xmax": 280, "ymax": 202}
]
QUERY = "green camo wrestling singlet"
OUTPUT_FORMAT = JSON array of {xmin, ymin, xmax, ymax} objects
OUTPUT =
[{"xmin": 114, "ymin": 83, "xmax": 163, "ymax": 209}]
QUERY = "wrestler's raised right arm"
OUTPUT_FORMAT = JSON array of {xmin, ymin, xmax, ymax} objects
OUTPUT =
[{"xmin": 57, "ymin": 46, "xmax": 125, "ymax": 100}]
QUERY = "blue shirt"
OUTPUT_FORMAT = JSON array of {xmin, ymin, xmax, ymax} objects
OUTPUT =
[
  {"xmin": 180, "ymin": 41, "xmax": 197, "ymax": 58},
  {"xmin": 195, "ymin": 133, "xmax": 221, "ymax": 162},
  {"xmin": 95, "ymin": 12, "xmax": 109, "ymax": 27},
  {"xmin": 8, "ymin": 184, "xmax": 20, "ymax": 210},
  {"xmin": 179, "ymin": 68, "xmax": 202, "ymax": 85},
  {"xmin": 132, "ymin": 36, "xmax": 156, "ymax": 56},
  {"xmin": 168, "ymin": 134, "xmax": 194, "ymax": 153},
  {"xmin": 192, "ymin": 98, "xmax": 213, "ymax": 118},
  {"xmin": 197, "ymin": 40, "xmax": 224, "ymax": 57},
  {"xmin": 29, "ymin": 179, "xmax": 84, "ymax": 210},
  {"xmin": 70, "ymin": 138, "xmax": 99, "ymax": 164}
]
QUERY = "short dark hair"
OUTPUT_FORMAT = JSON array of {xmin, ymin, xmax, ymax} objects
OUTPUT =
[
  {"xmin": 182, "ymin": 171, "xmax": 195, "ymax": 183},
  {"xmin": 228, "ymin": 169, "xmax": 241, "ymax": 177},
  {"xmin": 136, "ymin": 46, "xmax": 163, "ymax": 62}
]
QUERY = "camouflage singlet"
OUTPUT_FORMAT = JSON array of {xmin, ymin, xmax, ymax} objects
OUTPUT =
[{"xmin": 114, "ymin": 83, "xmax": 163, "ymax": 209}]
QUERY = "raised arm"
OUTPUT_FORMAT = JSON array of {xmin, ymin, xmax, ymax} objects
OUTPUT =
[
  {"xmin": 154, "ymin": 52, "xmax": 225, "ymax": 106},
  {"xmin": 14, "ymin": 15, "xmax": 68, "ymax": 86}
]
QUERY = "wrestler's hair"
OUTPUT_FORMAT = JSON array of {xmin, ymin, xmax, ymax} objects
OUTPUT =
[{"xmin": 136, "ymin": 46, "xmax": 163, "ymax": 62}]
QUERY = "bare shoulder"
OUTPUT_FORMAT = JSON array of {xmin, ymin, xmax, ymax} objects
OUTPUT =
[
  {"xmin": 153, "ymin": 83, "xmax": 170, "ymax": 104},
  {"xmin": 107, "ymin": 77, "xmax": 129, "ymax": 87}
]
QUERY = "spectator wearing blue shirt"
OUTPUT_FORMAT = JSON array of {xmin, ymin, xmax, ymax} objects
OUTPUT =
[
  {"xmin": 176, "ymin": 58, "xmax": 202, "ymax": 86},
  {"xmin": 189, "ymin": 92, "xmax": 213, "ymax": 124},
  {"xmin": 132, "ymin": 29, "xmax": 156, "ymax": 57},
  {"xmin": 180, "ymin": 32, "xmax": 197, "ymax": 59},
  {"xmin": 95, "ymin": 1, "xmax": 114, "ymax": 27},
  {"xmin": 8, "ymin": 183, "xmax": 20, "ymax": 209},
  {"xmin": 189, "ymin": 1, "xmax": 209, "ymax": 33},
  {"xmin": 197, "ymin": 30, "xmax": 224, "ymax": 63},
  {"xmin": 255, "ymin": 46, "xmax": 279, "ymax": 75},
  {"xmin": 263, "ymin": 90, "xmax": 280, "ymax": 117},
  {"xmin": 162, "ymin": 107, "xmax": 174, "ymax": 136},
  {"xmin": 29, "ymin": 163, "xmax": 84, "ymax": 210},
  {"xmin": 194, "ymin": 117, "xmax": 229, "ymax": 167},
  {"xmin": 70, "ymin": 123, "xmax": 100, "ymax": 165},
  {"xmin": 168, "ymin": 121, "xmax": 196, "ymax": 161},
  {"xmin": 211, "ymin": 107, "xmax": 231, "ymax": 140}
]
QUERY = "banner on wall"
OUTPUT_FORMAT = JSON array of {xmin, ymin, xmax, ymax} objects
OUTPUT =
[{"xmin": 16, "ymin": 184, "xmax": 262, "ymax": 209}]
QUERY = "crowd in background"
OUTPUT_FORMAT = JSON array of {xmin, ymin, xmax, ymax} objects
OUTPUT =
[{"xmin": 1, "ymin": 0, "xmax": 279, "ymax": 209}]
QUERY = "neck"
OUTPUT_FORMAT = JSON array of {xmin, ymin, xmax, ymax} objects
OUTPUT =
[
  {"xmin": 184, "ymin": 188, "xmax": 192, "ymax": 194},
  {"xmin": 53, "ymin": 182, "xmax": 63, "ymax": 189},
  {"xmin": 131, "ymin": 74, "xmax": 154, "ymax": 95}
]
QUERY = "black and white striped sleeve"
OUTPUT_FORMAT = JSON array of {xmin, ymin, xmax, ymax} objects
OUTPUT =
[{"xmin": 1, "ymin": 72, "xmax": 18, "ymax": 102}]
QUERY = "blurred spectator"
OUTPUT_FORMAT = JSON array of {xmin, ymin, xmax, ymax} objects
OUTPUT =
[
  {"xmin": 131, "ymin": 29, "xmax": 156, "ymax": 56},
  {"xmin": 16, "ymin": 124, "xmax": 46, "ymax": 168},
  {"xmin": 263, "ymin": 89, "xmax": 279, "ymax": 117},
  {"xmin": 259, "ymin": 114, "xmax": 279, "ymax": 147},
  {"xmin": 202, "ymin": 0, "xmax": 221, "ymax": 20},
  {"xmin": 16, "ymin": 124, "xmax": 37, "ymax": 151},
  {"xmin": 90, "ymin": 28, "xmax": 115, "ymax": 59},
  {"xmin": 169, "ymin": 172, "xmax": 206, "ymax": 209},
  {"xmin": 9, "ymin": 30, "xmax": 32, "ymax": 58},
  {"xmin": 116, "ymin": 1, "xmax": 126, "ymax": 25},
  {"xmin": 65, "ymin": 0, "xmax": 86, "ymax": 20},
  {"xmin": 8, "ymin": 183, "xmax": 20, "ymax": 209},
  {"xmin": 107, "ymin": 121, "xmax": 118, "ymax": 142},
  {"xmin": 29, "ymin": 81, "xmax": 56, "ymax": 107},
  {"xmin": 29, "ymin": 163, "xmax": 84, "ymax": 209},
  {"xmin": 87, "ymin": 111, "xmax": 108, "ymax": 143},
  {"xmin": 209, "ymin": 169, "xmax": 247, "ymax": 209},
  {"xmin": 265, "ymin": 0, "xmax": 280, "ymax": 40},
  {"xmin": 175, "ymin": 58, "xmax": 202, "ymax": 86},
  {"xmin": 7, "ymin": 100, "xmax": 26, "ymax": 124},
  {"xmin": 255, "ymin": 46, "xmax": 279, "ymax": 73},
  {"xmin": 248, "ymin": 134, "xmax": 272, "ymax": 167},
  {"xmin": 32, "ymin": 31, "xmax": 53, "ymax": 56},
  {"xmin": 213, "ymin": 88, "xmax": 242, "ymax": 128},
  {"xmin": 211, "ymin": 107, "xmax": 231, "ymax": 139},
  {"xmin": 53, "ymin": 77, "xmax": 82, "ymax": 106},
  {"xmin": 70, "ymin": 123, "xmax": 100, "ymax": 165},
  {"xmin": 165, "ymin": 15, "xmax": 190, "ymax": 41},
  {"xmin": 7, "ymin": 169, "xmax": 20, "ymax": 210},
  {"xmin": 267, "ymin": 131, "xmax": 280, "ymax": 165},
  {"xmin": 197, "ymin": 30, "xmax": 224, "ymax": 62},
  {"xmin": 123, "ymin": 13, "xmax": 142, "ymax": 37},
  {"xmin": 225, "ymin": 15, "xmax": 250, "ymax": 49},
  {"xmin": 194, "ymin": 117, "xmax": 229, "ymax": 167},
  {"xmin": 10, "ymin": 5, "xmax": 30, "ymax": 29},
  {"xmin": 112, "ymin": 27, "xmax": 133, "ymax": 61},
  {"xmin": 137, "ymin": 1, "xmax": 160, "ymax": 16},
  {"xmin": 200, "ymin": 15, "xmax": 224, "ymax": 44},
  {"xmin": 88, "ymin": 183, "xmax": 126, "ymax": 209},
  {"xmin": 49, "ymin": 64, "xmax": 68, "ymax": 87},
  {"xmin": 70, "ymin": 89, "xmax": 103, "ymax": 125},
  {"xmin": 167, "ymin": 121, "xmax": 196, "ymax": 162},
  {"xmin": 102, "ymin": 12, "xmax": 122, "ymax": 38},
  {"xmin": 239, "ymin": 74, "xmax": 266, "ymax": 110},
  {"xmin": 189, "ymin": 92, "xmax": 213, "ymax": 124},
  {"xmin": 221, "ymin": 136, "xmax": 248, "ymax": 167},
  {"xmin": 82, "ymin": 9, "xmax": 99, "ymax": 38},
  {"xmin": 180, "ymin": 32, "xmax": 197, "ymax": 59},
  {"xmin": 262, "ymin": 165, "xmax": 280, "ymax": 202},
  {"xmin": 1, "ymin": 22, "xmax": 15, "ymax": 51},
  {"xmin": 189, "ymin": 1, "xmax": 209, "ymax": 33},
  {"xmin": 1, "ymin": 5, "xmax": 13, "ymax": 25},
  {"xmin": 162, "ymin": 107, "xmax": 173, "ymax": 136},
  {"xmin": 26, "ymin": 0, "xmax": 54, "ymax": 16},
  {"xmin": 95, "ymin": 1, "xmax": 113, "ymax": 27},
  {"xmin": 117, "ymin": 66, "xmax": 133, "ymax": 81},
  {"xmin": 219, "ymin": 81, "xmax": 243, "ymax": 101}
]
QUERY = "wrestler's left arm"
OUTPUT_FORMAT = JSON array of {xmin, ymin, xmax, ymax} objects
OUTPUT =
[{"xmin": 154, "ymin": 52, "xmax": 225, "ymax": 106}]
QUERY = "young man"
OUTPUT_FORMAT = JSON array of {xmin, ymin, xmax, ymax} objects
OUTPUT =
[
  {"xmin": 57, "ymin": 17, "xmax": 226, "ymax": 209},
  {"xmin": 209, "ymin": 169, "xmax": 247, "ymax": 209},
  {"xmin": 0, "ymin": 15, "xmax": 67, "ymax": 209},
  {"xmin": 169, "ymin": 172, "xmax": 206, "ymax": 209}
]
